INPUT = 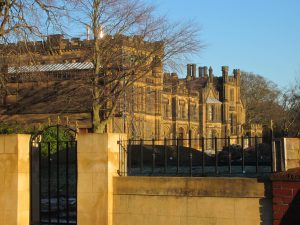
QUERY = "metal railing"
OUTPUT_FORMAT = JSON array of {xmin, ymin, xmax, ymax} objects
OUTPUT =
[{"xmin": 118, "ymin": 135, "xmax": 275, "ymax": 177}]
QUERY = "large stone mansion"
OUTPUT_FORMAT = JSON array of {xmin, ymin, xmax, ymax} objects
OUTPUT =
[{"xmin": 0, "ymin": 35, "xmax": 250, "ymax": 143}]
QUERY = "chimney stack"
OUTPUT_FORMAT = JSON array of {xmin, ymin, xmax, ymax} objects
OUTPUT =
[
  {"xmin": 209, "ymin": 66, "xmax": 213, "ymax": 82},
  {"xmin": 191, "ymin": 64, "xmax": 196, "ymax": 78},
  {"xmin": 187, "ymin": 64, "xmax": 191, "ymax": 77},
  {"xmin": 198, "ymin": 67, "xmax": 203, "ymax": 77},
  {"xmin": 204, "ymin": 66, "xmax": 208, "ymax": 77}
]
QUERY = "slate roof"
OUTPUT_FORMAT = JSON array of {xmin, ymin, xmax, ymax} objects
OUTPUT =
[
  {"xmin": 206, "ymin": 97, "xmax": 221, "ymax": 104},
  {"xmin": 8, "ymin": 62, "xmax": 94, "ymax": 73}
]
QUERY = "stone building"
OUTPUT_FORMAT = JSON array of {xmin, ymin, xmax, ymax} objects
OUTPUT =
[{"xmin": 0, "ymin": 35, "xmax": 246, "ymax": 145}]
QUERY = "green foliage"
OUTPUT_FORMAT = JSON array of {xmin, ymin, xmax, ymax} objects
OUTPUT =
[
  {"xmin": 0, "ymin": 122, "xmax": 35, "ymax": 134},
  {"xmin": 39, "ymin": 126, "xmax": 75, "ymax": 157}
]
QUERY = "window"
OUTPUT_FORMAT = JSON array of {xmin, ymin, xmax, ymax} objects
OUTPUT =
[
  {"xmin": 207, "ymin": 105, "xmax": 215, "ymax": 121},
  {"xmin": 230, "ymin": 88, "xmax": 234, "ymax": 102},
  {"xmin": 163, "ymin": 99, "xmax": 169, "ymax": 117},
  {"xmin": 230, "ymin": 113, "xmax": 237, "ymax": 135},
  {"xmin": 179, "ymin": 101, "xmax": 186, "ymax": 119}
]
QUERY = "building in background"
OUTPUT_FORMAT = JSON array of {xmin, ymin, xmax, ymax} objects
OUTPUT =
[{"xmin": 0, "ymin": 35, "xmax": 249, "ymax": 146}]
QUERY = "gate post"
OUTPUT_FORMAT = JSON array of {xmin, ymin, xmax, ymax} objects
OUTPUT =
[
  {"xmin": 0, "ymin": 134, "xmax": 31, "ymax": 225},
  {"xmin": 77, "ymin": 133, "xmax": 126, "ymax": 225}
]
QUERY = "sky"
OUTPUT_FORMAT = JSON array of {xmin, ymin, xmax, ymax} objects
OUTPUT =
[{"xmin": 147, "ymin": 0, "xmax": 300, "ymax": 89}]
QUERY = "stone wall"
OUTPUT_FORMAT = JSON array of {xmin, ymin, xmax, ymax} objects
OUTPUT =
[
  {"xmin": 284, "ymin": 138, "xmax": 300, "ymax": 170},
  {"xmin": 0, "ymin": 134, "xmax": 31, "ymax": 225},
  {"xmin": 271, "ymin": 168, "xmax": 300, "ymax": 225},
  {"xmin": 77, "ymin": 133, "xmax": 126, "ymax": 225},
  {"xmin": 113, "ymin": 176, "xmax": 272, "ymax": 225}
]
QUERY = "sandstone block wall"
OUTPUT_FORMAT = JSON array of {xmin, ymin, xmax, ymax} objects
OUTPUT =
[
  {"xmin": 113, "ymin": 176, "xmax": 272, "ymax": 225},
  {"xmin": 284, "ymin": 138, "xmax": 300, "ymax": 170},
  {"xmin": 0, "ymin": 134, "xmax": 31, "ymax": 225}
]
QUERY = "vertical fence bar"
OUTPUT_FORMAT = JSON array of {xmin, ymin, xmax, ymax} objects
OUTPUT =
[
  {"xmin": 228, "ymin": 136, "xmax": 232, "ymax": 174},
  {"xmin": 176, "ymin": 138, "xmax": 179, "ymax": 175},
  {"xmin": 66, "ymin": 142, "xmax": 69, "ymax": 225},
  {"xmin": 255, "ymin": 136, "xmax": 259, "ymax": 174},
  {"xmin": 152, "ymin": 138, "xmax": 155, "ymax": 174},
  {"xmin": 215, "ymin": 137, "xmax": 218, "ymax": 174},
  {"xmin": 189, "ymin": 130, "xmax": 192, "ymax": 177},
  {"xmin": 242, "ymin": 136, "xmax": 245, "ymax": 173},
  {"xmin": 38, "ymin": 142, "xmax": 42, "ymax": 224},
  {"xmin": 123, "ymin": 142, "xmax": 126, "ymax": 176},
  {"xmin": 75, "ymin": 141, "xmax": 78, "ymax": 225},
  {"xmin": 128, "ymin": 139, "xmax": 132, "ymax": 175},
  {"xmin": 270, "ymin": 128, "xmax": 274, "ymax": 172},
  {"xmin": 201, "ymin": 137, "xmax": 205, "ymax": 176},
  {"xmin": 164, "ymin": 138, "xmax": 167, "ymax": 174},
  {"xmin": 47, "ymin": 142, "xmax": 51, "ymax": 224},
  {"xmin": 140, "ymin": 139, "xmax": 144, "ymax": 173},
  {"xmin": 29, "ymin": 142, "xmax": 33, "ymax": 224},
  {"xmin": 56, "ymin": 125, "xmax": 60, "ymax": 224},
  {"xmin": 118, "ymin": 140, "xmax": 121, "ymax": 175}
]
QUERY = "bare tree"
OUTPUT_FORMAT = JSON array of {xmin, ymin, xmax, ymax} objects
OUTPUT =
[
  {"xmin": 63, "ymin": 0, "xmax": 203, "ymax": 133},
  {"xmin": 282, "ymin": 77, "xmax": 300, "ymax": 136},
  {"xmin": 0, "ymin": 0, "xmax": 68, "ymax": 41},
  {"xmin": 240, "ymin": 71, "xmax": 285, "ymax": 129}
]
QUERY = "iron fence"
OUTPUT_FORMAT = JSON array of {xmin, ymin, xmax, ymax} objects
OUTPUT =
[
  {"xmin": 30, "ymin": 125, "xmax": 77, "ymax": 225},
  {"xmin": 118, "ymin": 135, "xmax": 275, "ymax": 177}
]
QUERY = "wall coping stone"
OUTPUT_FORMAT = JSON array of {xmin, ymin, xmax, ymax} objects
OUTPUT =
[
  {"xmin": 113, "ymin": 176, "xmax": 271, "ymax": 198},
  {"xmin": 270, "ymin": 167, "xmax": 300, "ymax": 182}
]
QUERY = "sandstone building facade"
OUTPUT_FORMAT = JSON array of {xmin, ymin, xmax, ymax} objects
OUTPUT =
[{"xmin": 0, "ymin": 35, "xmax": 246, "ymax": 145}]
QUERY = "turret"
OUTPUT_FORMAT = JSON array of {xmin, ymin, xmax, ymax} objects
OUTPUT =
[
  {"xmin": 233, "ymin": 69, "xmax": 241, "ymax": 84},
  {"xmin": 151, "ymin": 56, "xmax": 163, "ymax": 80},
  {"xmin": 222, "ymin": 66, "xmax": 229, "ymax": 82}
]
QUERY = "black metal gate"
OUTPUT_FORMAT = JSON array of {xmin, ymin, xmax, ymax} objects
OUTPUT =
[{"xmin": 30, "ymin": 125, "xmax": 77, "ymax": 225}]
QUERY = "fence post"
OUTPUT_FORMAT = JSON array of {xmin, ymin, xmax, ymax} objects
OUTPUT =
[
  {"xmin": 140, "ymin": 139, "xmax": 144, "ymax": 173},
  {"xmin": 152, "ymin": 138, "xmax": 155, "ymax": 174},
  {"xmin": 201, "ymin": 137, "xmax": 205, "ymax": 176},
  {"xmin": 270, "ymin": 128, "xmax": 276, "ymax": 172},
  {"xmin": 228, "ymin": 136, "xmax": 231, "ymax": 174},
  {"xmin": 215, "ymin": 137, "xmax": 218, "ymax": 174},
  {"xmin": 176, "ymin": 138, "xmax": 180, "ymax": 175},
  {"xmin": 255, "ymin": 136, "xmax": 258, "ymax": 174},
  {"xmin": 189, "ymin": 130, "xmax": 192, "ymax": 177},
  {"xmin": 242, "ymin": 136, "xmax": 245, "ymax": 173},
  {"xmin": 128, "ymin": 139, "xmax": 132, "ymax": 175},
  {"xmin": 164, "ymin": 137, "xmax": 167, "ymax": 174}
]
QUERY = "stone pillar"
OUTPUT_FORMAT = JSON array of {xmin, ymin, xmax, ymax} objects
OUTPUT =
[
  {"xmin": 0, "ymin": 134, "xmax": 31, "ymax": 225},
  {"xmin": 77, "ymin": 133, "xmax": 126, "ymax": 225}
]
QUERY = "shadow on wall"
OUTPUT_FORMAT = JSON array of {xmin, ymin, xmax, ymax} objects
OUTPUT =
[
  {"xmin": 280, "ymin": 190, "xmax": 300, "ymax": 225},
  {"xmin": 259, "ymin": 181, "xmax": 272, "ymax": 225}
]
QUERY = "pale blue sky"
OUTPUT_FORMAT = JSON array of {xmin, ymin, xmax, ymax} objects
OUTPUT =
[{"xmin": 148, "ymin": 0, "xmax": 300, "ymax": 88}]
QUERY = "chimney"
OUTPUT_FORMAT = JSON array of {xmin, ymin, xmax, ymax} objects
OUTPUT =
[
  {"xmin": 198, "ymin": 67, "xmax": 203, "ymax": 77},
  {"xmin": 209, "ymin": 66, "xmax": 213, "ymax": 82},
  {"xmin": 191, "ymin": 64, "xmax": 196, "ymax": 78},
  {"xmin": 187, "ymin": 64, "xmax": 191, "ymax": 77},
  {"xmin": 204, "ymin": 66, "xmax": 208, "ymax": 77}
]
